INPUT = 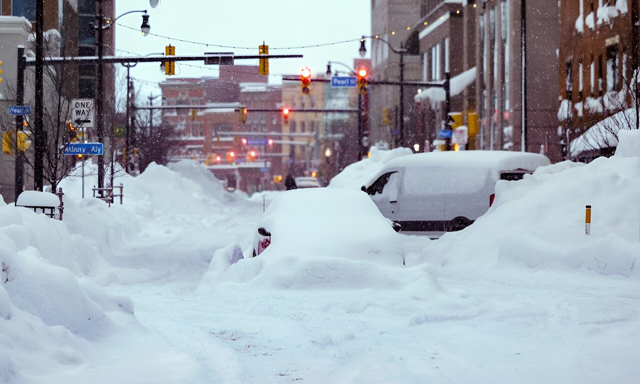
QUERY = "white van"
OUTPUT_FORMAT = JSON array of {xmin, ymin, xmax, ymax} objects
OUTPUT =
[{"xmin": 361, "ymin": 151, "xmax": 550, "ymax": 235}]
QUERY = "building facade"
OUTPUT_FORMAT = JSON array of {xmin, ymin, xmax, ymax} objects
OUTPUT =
[
  {"xmin": 370, "ymin": 0, "xmax": 422, "ymax": 148},
  {"xmin": 475, "ymin": 0, "xmax": 560, "ymax": 160},
  {"xmin": 559, "ymin": 0, "xmax": 639, "ymax": 160},
  {"xmin": 414, "ymin": 1, "xmax": 477, "ymax": 151}
]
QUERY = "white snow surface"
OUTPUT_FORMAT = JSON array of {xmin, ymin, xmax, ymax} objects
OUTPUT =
[
  {"xmin": 1, "ymin": 145, "xmax": 640, "ymax": 383},
  {"xmin": 570, "ymin": 108, "xmax": 639, "ymax": 156},
  {"xmin": 328, "ymin": 146, "xmax": 413, "ymax": 189}
]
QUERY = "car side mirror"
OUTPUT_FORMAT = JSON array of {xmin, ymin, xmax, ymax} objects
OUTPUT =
[{"xmin": 258, "ymin": 227, "xmax": 271, "ymax": 237}]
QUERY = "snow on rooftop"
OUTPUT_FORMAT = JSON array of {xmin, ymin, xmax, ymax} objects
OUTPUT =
[{"xmin": 414, "ymin": 67, "xmax": 476, "ymax": 107}]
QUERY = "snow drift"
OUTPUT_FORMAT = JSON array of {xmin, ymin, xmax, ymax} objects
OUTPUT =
[{"xmin": 419, "ymin": 131, "xmax": 640, "ymax": 277}]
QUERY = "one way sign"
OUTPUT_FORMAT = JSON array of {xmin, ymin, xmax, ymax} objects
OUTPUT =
[{"xmin": 71, "ymin": 99, "xmax": 95, "ymax": 128}]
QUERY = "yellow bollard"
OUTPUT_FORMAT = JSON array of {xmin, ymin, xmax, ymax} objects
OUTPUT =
[{"xmin": 585, "ymin": 205, "xmax": 591, "ymax": 235}]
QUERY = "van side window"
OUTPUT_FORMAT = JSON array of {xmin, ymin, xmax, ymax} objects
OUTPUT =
[
  {"xmin": 500, "ymin": 169, "xmax": 531, "ymax": 181},
  {"xmin": 367, "ymin": 172, "xmax": 397, "ymax": 195}
]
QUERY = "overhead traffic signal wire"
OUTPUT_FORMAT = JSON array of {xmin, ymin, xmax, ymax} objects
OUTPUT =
[{"xmin": 115, "ymin": 23, "xmax": 362, "ymax": 50}]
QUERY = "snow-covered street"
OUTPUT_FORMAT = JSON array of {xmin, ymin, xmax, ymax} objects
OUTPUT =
[{"xmin": 2, "ymin": 139, "xmax": 640, "ymax": 383}]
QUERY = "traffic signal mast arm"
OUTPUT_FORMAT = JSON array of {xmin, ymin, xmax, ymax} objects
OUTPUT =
[{"xmin": 22, "ymin": 54, "xmax": 303, "ymax": 66}]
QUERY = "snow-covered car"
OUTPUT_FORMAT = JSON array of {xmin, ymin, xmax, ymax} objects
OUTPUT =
[
  {"xmin": 362, "ymin": 151, "xmax": 550, "ymax": 236},
  {"xmin": 294, "ymin": 177, "xmax": 321, "ymax": 188},
  {"xmin": 251, "ymin": 188, "xmax": 404, "ymax": 264}
]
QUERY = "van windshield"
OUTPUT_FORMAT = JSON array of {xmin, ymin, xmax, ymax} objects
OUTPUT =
[{"xmin": 403, "ymin": 167, "xmax": 490, "ymax": 195}]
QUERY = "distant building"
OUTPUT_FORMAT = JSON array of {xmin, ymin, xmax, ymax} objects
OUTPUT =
[
  {"xmin": 281, "ymin": 74, "xmax": 326, "ymax": 177},
  {"xmin": 559, "ymin": 0, "xmax": 639, "ymax": 161},
  {"xmin": 159, "ymin": 66, "xmax": 280, "ymax": 193}
]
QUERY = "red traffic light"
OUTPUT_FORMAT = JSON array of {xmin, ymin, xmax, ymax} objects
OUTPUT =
[
  {"xmin": 241, "ymin": 137, "xmax": 247, "ymax": 145},
  {"xmin": 301, "ymin": 67, "xmax": 311, "ymax": 79},
  {"xmin": 215, "ymin": 155, "xmax": 221, "ymax": 163},
  {"xmin": 267, "ymin": 138, "xmax": 274, "ymax": 147},
  {"xmin": 282, "ymin": 108, "xmax": 290, "ymax": 116},
  {"xmin": 358, "ymin": 68, "xmax": 368, "ymax": 78}
]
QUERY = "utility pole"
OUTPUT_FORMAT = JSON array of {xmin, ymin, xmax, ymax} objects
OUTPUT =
[
  {"xmin": 123, "ymin": 63, "xmax": 135, "ymax": 173},
  {"xmin": 357, "ymin": 92, "xmax": 363, "ymax": 160},
  {"xmin": 96, "ymin": 0, "xmax": 105, "ymax": 191},
  {"xmin": 521, "ymin": 0, "xmax": 527, "ymax": 152},
  {"xmin": 399, "ymin": 43, "xmax": 405, "ymax": 148},
  {"xmin": 14, "ymin": 46, "xmax": 25, "ymax": 200},
  {"xmin": 34, "ymin": 0, "xmax": 44, "ymax": 190},
  {"xmin": 444, "ymin": 72, "xmax": 451, "ymax": 151}
]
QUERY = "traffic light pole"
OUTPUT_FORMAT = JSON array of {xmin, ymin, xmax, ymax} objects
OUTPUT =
[
  {"xmin": 399, "ymin": 45, "xmax": 405, "ymax": 148},
  {"xmin": 96, "ymin": 0, "xmax": 105, "ymax": 192},
  {"xmin": 34, "ymin": 0, "xmax": 44, "ymax": 191},
  {"xmin": 445, "ymin": 72, "xmax": 451, "ymax": 151},
  {"xmin": 358, "ymin": 92, "xmax": 363, "ymax": 160},
  {"xmin": 14, "ymin": 46, "xmax": 25, "ymax": 200}
]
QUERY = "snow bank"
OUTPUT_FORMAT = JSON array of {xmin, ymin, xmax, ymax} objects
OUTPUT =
[
  {"xmin": 615, "ymin": 129, "xmax": 640, "ymax": 157},
  {"xmin": 570, "ymin": 108, "xmax": 638, "ymax": 156},
  {"xmin": 417, "ymin": 144, "xmax": 640, "ymax": 277},
  {"xmin": 329, "ymin": 146, "xmax": 413, "ymax": 189},
  {"xmin": 0, "ymin": 203, "xmax": 135, "ymax": 382}
]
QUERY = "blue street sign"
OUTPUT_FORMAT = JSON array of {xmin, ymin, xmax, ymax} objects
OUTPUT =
[
  {"xmin": 9, "ymin": 105, "xmax": 31, "ymax": 116},
  {"xmin": 331, "ymin": 76, "xmax": 357, "ymax": 88},
  {"xmin": 247, "ymin": 138, "xmax": 268, "ymax": 146},
  {"xmin": 260, "ymin": 167, "xmax": 269, "ymax": 173},
  {"xmin": 64, "ymin": 143, "xmax": 103, "ymax": 156},
  {"xmin": 439, "ymin": 129, "xmax": 453, "ymax": 138},
  {"xmin": 390, "ymin": 129, "xmax": 400, "ymax": 136}
]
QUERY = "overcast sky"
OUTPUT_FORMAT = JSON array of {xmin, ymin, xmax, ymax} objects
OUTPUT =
[{"xmin": 115, "ymin": 0, "xmax": 371, "ymax": 98}]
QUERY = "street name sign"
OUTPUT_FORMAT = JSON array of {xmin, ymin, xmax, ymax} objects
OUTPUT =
[
  {"xmin": 439, "ymin": 129, "xmax": 453, "ymax": 139},
  {"xmin": 247, "ymin": 138, "xmax": 268, "ymax": 146},
  {"xmin": 9, "ymin": 105, "xmax": 31, "ymax": 115},
  {"xmin": 64, "ymin": 143, "xmax": 103, "ymax": 156},
  {"xmin": 331, "ymin": 76, "xmax": 357, "ymax": 87},
  {"xmin": 72, "ymin": 99, "xmax": 95, "ymax": 128}
]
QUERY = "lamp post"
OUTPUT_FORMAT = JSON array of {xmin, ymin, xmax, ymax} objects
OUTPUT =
[
  {"xmin": 359, "ymin": 36, "xmax": 408, "ymax": 148},
  {"xmin": 94, "ymin": 3, "xmax": 150, "ymax": 190}
]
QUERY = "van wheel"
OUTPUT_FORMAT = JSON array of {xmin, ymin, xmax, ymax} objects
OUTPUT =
[{"xmin": 450, "ymin": 217, "xmax": 472, "ymax": 232}]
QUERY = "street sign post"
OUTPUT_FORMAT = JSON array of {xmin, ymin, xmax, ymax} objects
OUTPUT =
[
  {"xmin": 9, "ymin": 105, "xmax": 31, "ymax": 115},
  {"xmin": 331, "ymin": 76, "xmax": 357, "ymax": 87},
  {"xmin": 71, "ymin": 99, "xmax": 95, "ymax": 128},
  {"xmin": 64, "ymin": 143, "xmax": 103, "ymax": 156}
]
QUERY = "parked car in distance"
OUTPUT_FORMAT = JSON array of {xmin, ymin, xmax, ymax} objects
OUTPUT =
[
  {"xmin": 251, "ymin": 188, "xmax": 404, "ymax": 265},
  {"xmin": 294, "ymin": 177, "xmax": 321, "ymax": 189},
  {"xmin": 361, "ymin": 151, "xmax": 550, "ymax": 237}
]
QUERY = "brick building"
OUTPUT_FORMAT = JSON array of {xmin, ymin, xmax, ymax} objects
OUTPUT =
[{"xmin": 559, "ymin": 0, "xmax": 639, "ymax": 160}]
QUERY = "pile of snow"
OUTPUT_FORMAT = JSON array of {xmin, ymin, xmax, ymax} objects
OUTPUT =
[
  {"xmin": 201, "ymin": 188, "xmax": 439, "ymax": 294},
  {"xmin": 414, "ymin": 67, "xmax": 476, "ymax": 108},
  {"xmin": 417, "ymin": 133, "xmax": 640, "ymax": 277},
  {"xmin": 0, "ymin": 200, "xmax": 135, "ymax": 382},
  {"xmin": 328, "ymin": 146, "xmax": 413, "ymax": 189}
]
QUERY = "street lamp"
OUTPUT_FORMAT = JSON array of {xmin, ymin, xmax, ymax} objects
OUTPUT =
[
  {"xmin": 359, "ymin": 36, "xmax": 408, "ymax": 148},
  {"xmin": 94, "ymin": 4, "xmax": 151, "ymax": 190}
]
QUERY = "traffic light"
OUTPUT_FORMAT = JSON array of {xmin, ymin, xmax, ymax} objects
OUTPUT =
[
  {"xmin": 382, "ymin": 107, "xmax": 391, "ymax": 126},
  {"xmin": 68, "ymin": 122, "xmax": 77, "ymax": 143},
  {"xmin": 447, "ymin": 112, "xmax": 463, "ymax": 129},
  {"xmin": 215, "ymin": 155, "xmax": 221, "ymax": 164},
  {"xmin": 357, "ymin": 68, "xmax": 368, "ymax": 95},
  {"xmin": 300, "ymin": 67, "xmax": 311, "ymax": 94},
  {"xmin": 241, "ymin": 137, "xmax": 247, "ymax": 146},
  {"xmin": 0, "ymin": 60, "xmax": 4, "ymax": 84},
  {"xmin": 227, "ymin": 150, "xmax": 236, "ymax": 165},
  {"xmin": 164, "ymin": 44, "xmax": 175, "ymax": 76},
  {"xmin": 282, "ymin": 108, "xmax": 290, "ymax": 125},
  {"xmin": 259, "ymin": 44, "xmax": 269, "ymax": 75},
  {"xmin": 248, "ymin": 150, "xmax": 257, "ymax": 162},
  {"xmin": 267, "ymin": 138, "xmax": 274, "ymax": 147},
  {"xmin": 240, "ymin": 107, "xmax": 248, "ymax": 124}
]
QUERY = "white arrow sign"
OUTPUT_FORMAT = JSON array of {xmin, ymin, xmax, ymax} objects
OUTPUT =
[{"xmin": 71, "ymin": 99, "xmax": 95, "ymax": 128}]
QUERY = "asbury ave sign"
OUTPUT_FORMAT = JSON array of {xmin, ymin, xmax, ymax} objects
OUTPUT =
[
  {"xmin": 71, "ymin": 99, "xmax": 95, "ymax": 128},
  {"xmin": 64, "ymin": 143, "xmax": 103, "ymax": 156}
]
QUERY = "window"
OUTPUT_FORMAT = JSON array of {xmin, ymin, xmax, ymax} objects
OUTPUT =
[
  {"xmin": 444, "ymin": 38, "xmax": 449, "ymax": 73},
  {"xmin": 421, "ymin": 52, "xmax": 428, "ymax": 82},
  {"xmin": 13, "ymin": 0, "xmax": 36, "ymax": 21},
  {"xmin": 606, "ymin": 45, "xmax": 618, "ymax": 92},
  {"xmin": 431, "ymin": 44, "xmax": 441, "ymax": 81},
  {"xmin": 565, "ymin": 61, "xmax": 573, "ymax": 100},
  {"xmin": 579, "ymin": 59, "xmax": 584, "ymax": 101},
  {"xmin": 598, "ymin": 55, "xmax": 604, "ymax": 95},
  {"xmin": 590, "ymin": 56, "xmax": 595, "ymax": 96}
]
